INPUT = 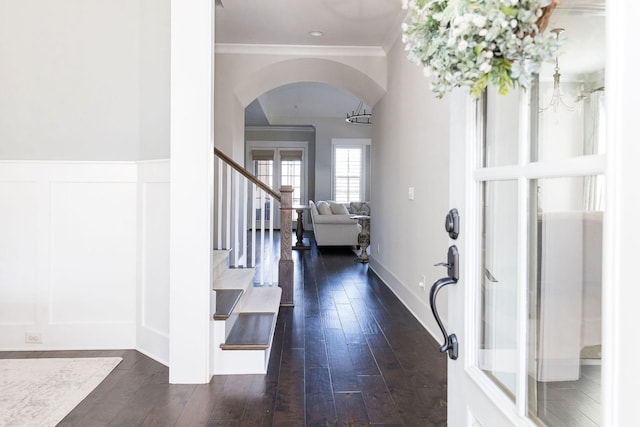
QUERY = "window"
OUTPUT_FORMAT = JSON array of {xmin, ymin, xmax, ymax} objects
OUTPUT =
[
  {"xmin": 332, "ymin": 139, "xmax": 370, "ymax": 203},
  {"xmin": 280, "ymin": 150, "xmax": 303, "ymax": 207}
]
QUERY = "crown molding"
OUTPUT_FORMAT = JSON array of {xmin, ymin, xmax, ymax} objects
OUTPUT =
[
  {"xmin": 215, "ymin": 43, "xmax": 386, "ymax": 57},
  {"xmin": 246, "ymin": 125, "xmax": 316, "ymax": 133},
  {"xmin": 382, "ymin": 9, "xmax": 408, "ymax": 54}
]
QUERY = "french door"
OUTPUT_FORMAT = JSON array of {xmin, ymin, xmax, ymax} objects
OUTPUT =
[
  {"xmin": 445, "ymin": 6, "xmax": 606, "ymax": 424},
  {"xmin": 248, "ymin": 144, "xmax": 307, "ymax": 229}
]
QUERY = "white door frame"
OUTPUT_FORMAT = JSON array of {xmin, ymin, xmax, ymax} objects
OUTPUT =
[{"xmin": 602, "ymin": 1, "xmax": 640, "ymax": 425}]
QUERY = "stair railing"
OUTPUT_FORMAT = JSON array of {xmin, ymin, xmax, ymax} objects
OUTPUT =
[{"xmin": 213, "ymin": 147, "xmax": 293, "ymax": 305}]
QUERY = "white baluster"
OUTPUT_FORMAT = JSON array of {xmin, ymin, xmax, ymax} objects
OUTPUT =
[
  {"xmin": 226, "ymin": 166, "xmax": 231, "ymax": 253},
  {"xmin": 216, "ymin": 158, "xmax": 223, "ymax": 249},
  {"xmin": 242, "ymin": 178, "xmax": 248, "ymax": 268}
]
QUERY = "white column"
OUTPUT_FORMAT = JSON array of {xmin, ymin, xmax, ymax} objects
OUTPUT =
[{"xmin": 169, "ymin": 0, "xmax": 214, "ymax": 384}]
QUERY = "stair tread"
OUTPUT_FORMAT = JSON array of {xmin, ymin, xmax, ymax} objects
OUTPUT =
[
  {"xmin": 220, "ymin": 312, "xmax": 276, "ymax": 350},
  {"xmin": 241, "ymin": 286, "xmax": 282, "ymax": 313},
  {"xmin": 213, "ymin": 268, "xmax": 255, "ymax": 291},
  {"xmin": 213, "ymin": 289, "xmax": 243, "ymax": 320}
]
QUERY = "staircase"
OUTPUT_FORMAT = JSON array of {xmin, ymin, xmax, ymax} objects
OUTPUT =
[{"xmin": 210, "ymin": 249, "xmax": 282, "ymax": 375}]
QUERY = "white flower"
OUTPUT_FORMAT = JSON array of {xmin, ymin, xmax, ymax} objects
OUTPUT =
[
  {"xmin": 480, "ymin": 62, "xmax": 492, "ymax": 73},
  {"xmin": 458, "ymin": 40, "xmax": 469, "ymax": 51},
  {"xmin": 472, "ymin": 15, "xmax": 487, "ymax": 27}
]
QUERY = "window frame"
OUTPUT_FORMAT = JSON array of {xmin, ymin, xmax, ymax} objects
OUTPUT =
[{"xmin": 331, "ymin": 138, "xmax": 371, "ymax": 203}]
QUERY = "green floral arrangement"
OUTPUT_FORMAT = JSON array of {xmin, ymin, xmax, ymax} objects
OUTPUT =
[{"xmin": 402, "ymin": 0, "xmax": 560, "ymax": 98}]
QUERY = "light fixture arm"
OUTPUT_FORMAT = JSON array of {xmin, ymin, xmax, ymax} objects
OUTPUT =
[
  {"xmin": 346, "ymin": 100, "xmax": 372, "ymax": 125},
  {"xmin": 540, "ymin": 28, "xmax": 576, "ymax": 113}
]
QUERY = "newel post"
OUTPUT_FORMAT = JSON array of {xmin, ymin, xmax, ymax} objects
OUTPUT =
[{"xmin": 279, "ymin": 186, "xmax": 294, "ymax": 306}]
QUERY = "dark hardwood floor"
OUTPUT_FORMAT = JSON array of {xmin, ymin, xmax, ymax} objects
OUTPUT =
[{"xmin": 2, "ymin": 235, "xmax": 447, "ymax": 426}]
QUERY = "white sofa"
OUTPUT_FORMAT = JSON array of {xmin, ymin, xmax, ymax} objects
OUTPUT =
[{"xmin": 309, "ymin": 200, "xmax": 361, "ymax": 246}]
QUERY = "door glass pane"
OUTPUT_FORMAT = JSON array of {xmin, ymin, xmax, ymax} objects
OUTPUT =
[
  {"xmin": 479, "ymin": 180, "xmax": 518, "ymax": 399},
  {"xmin": 483, "ymin": 86, "xmax": 520, "ymax": 167},
  {"xmin": 281, "ymin": 159, "xmax": 302, "ymax": 222},
  {"xmin": 533, "ymin": 14, "xmax": 606, "ymax": 162},
  {"xmin": 253, "ymin": 160, "xmax": 273, "ymax": 221},
  {"xmin": 281, "ymin": 160, "xmax": 301, "ymax": 207},
  {"xmin": 528, "ymin": 176, "xmax": 604, "ymax": 426}
]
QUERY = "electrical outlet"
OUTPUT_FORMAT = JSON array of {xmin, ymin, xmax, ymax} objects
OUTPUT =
[
  {"xmin": 25, "ymin": 332, "xmax": 42, "ymax": 344},
  {"xmin": 418, "ymin": 275, "xmax": 426, "ymax": 291},
  {"xmin": 408, "ymin": 187, "xmax": 415, "ymax": 201}
]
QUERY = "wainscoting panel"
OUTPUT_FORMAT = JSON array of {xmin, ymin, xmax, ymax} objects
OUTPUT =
[
  {"xmin": 49, "ymin": 182, "xmax": 137, "ymax": 324},
  {"xmin": 136, "ymin": 160, "xmax": 170, "ymax": 365},
  {"xmin": 0, "ymin": 161, "xmax": 138, "ymax": 350},
  {"xmin": 0, "ymin": 182, "xmax": 38, "ymax": 326}
]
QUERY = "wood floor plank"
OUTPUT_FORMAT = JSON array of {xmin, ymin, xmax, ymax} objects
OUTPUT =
[
  {"xmin": 334, "ymin": 391, "xmax": 370, "ymax": 426},
  {"xmin": 357, "ymin": 374, "xmax": 404, "ymax": 425},
  {"xmin": 272, "ymin": 347, "xmax": 305, "ymax": 425}
]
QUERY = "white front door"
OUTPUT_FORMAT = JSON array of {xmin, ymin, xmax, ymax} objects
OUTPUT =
[{"xmin": 444, "ymin": 6, "xmax": 607, "ymax": 425}]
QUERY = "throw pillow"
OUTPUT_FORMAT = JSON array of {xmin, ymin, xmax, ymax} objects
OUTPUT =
[
  {"xmin": 329, "ymin": 202, "xmax": 350, "ymax": 215},
  {"xmin": 309, "ymin": 201, "xmax": 319, "ymax": 216},
  {"xmin": 349, "ymin": 201, "xmax": 370, "ymax": 216},
  {"xmin": 316, "ymin": 201, "xmax": 332, "ymax": 215}
]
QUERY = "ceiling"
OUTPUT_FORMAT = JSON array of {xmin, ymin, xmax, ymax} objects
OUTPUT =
[
  {"xmin": 216, "ymin": 0, "xmax": 404, "ymax": 47},
  {"xmin": 217, "ymin": 0, "xmax": 606, "ymax": 125}
]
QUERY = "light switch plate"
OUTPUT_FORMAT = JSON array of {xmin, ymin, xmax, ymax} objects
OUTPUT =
[{"xmin": 408, "ymin": 187, "xmax": 415, "ymax": 200}]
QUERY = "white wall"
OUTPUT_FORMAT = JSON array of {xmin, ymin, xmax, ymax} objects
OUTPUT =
[
  {"xmin": 0, "ymin": 0, "xmax": 141, "ymax": 160},
  {"xmin": 139, "ymin": 0, "xmax": 171, "ymax": 160},
  {"xmin": 368, "ymin": 35, "xmax": 451, "ymax": 338},
  {"xmin": 0, "ymin": 161, "xmax": 138, "ymax": 349}
]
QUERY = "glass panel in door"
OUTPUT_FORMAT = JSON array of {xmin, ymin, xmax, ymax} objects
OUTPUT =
[
  {"xmin": 280, "ymin": 150, "xmax": 303, "ymax": 223},
  {"xmin": 528, "ymin": 176, "xmax": 604, "ymax": 427},
  {"xmin": 479, "ymin": 179, "xmax": 519, "ymax": 399},
  {"xmin": 253, "ymin": 159, "xmax": 273, "ymax": 223},
  {"xmin": 483, "ymin": 86, "xmax": 521, "ymax": 167},
  {"xmin": 533, "ymin": 14, "xmax": 606, "ymax": 163}
]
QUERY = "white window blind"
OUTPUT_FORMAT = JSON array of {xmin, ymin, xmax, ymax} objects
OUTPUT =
[{"xmin": 333, "ymin": 146, "xmax": 362, "ymax": 203}]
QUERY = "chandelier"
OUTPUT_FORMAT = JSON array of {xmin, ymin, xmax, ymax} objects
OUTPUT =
[
  {"xmin": 346, "ymin": 101, "xmax": 372, "ymax": 125},
  {"xmin": 540, "ymin": 28, "xmax": 575, "ymax": 113}
]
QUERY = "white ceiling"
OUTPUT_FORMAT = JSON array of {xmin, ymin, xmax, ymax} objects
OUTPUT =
[
  {"xmin": 220, "ymin": 0, "xmax": 606, "ymax": 124},
  {"xmin": 216, "ymin": 0, "xmax": 405, "ymax": 47}
]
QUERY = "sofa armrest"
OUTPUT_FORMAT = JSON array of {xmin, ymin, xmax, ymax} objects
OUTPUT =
[{"xmin": 311, "ymin": 214, "xmax": 358, "ymax": 224}]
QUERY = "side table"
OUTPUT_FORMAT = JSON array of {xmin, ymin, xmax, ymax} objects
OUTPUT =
[
  {"xmin": 291, "ymin": 205, "xmax": 311, "ymax": 250},
  {"xmin": 351, "ymin": 215, "xmax": 371, "ymax": 263}
]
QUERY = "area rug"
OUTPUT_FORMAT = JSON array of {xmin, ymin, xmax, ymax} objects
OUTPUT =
[{"xmin": 0, "ymin": 357, "xmax": 122, "ymax": 427}]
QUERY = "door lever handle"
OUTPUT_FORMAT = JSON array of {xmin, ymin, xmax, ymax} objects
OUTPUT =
[
  {"xmin": 429, "ymin": 276, "xmax": 458, "ymax": 360},
  {"xmin": 434, "ymin": 246, "xmax": 459, "ymax": 282}
]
